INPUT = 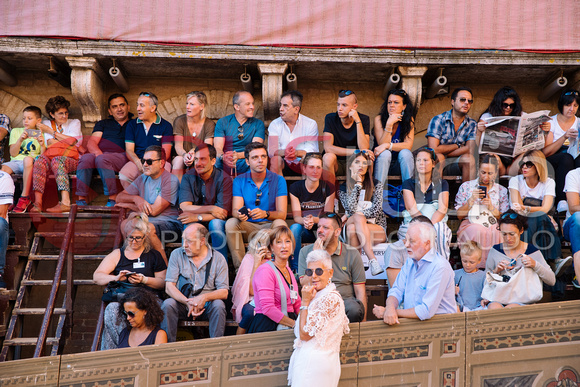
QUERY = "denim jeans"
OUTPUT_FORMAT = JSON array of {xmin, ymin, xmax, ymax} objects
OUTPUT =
[
  {"xmin": 289, "ymin": 223, "xmax": 316, "ymax": 271},
  {"xmin": 0, "ymin": 217, "xmax": 7, "ymax": 275},
  {"xmin": 208, "ymin": 219, "xmax": 228, "ymax": 261},
  {"xmin": 564, "ymin": 212, "xmax": 580, "ymax": 255},
  {"xmin": 374, "ymin": 148, "xmax": 414, "ymax": 185}
]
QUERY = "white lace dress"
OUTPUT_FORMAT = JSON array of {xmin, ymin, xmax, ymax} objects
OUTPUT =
[{"xmin": 287, "ymin": 283, "xmax": 350, "ymax": 387}]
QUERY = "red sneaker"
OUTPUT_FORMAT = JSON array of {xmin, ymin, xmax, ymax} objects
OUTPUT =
[{"xmin": 12, "ymin": 196, "xmax": 32, "ymax": 213}]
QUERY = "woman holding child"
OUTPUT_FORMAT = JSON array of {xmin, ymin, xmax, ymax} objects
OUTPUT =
[
  {"xmin": 455, "ymin": 154, "xmax": 509, "ymax": 268},
  {"xmin": 484, "ymin": 210, "xmax": 555, "ymax": 309},
  {"xmin": 31, "ymin": 96, "xmax": 84, "ymax": 213}
]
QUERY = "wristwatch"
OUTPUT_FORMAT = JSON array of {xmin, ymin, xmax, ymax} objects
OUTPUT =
[
  {"xmin": 265, "ymin": 211, "xmax": 271, "ymax": 219},
  {"xmin": 197, "ymin": 215, "xmax": 203, "ymax": 222}
]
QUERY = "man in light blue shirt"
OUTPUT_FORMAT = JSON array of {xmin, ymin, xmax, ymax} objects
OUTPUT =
[{"xmin": 376, "ymin": 221, "xmax": 456, "ymax": 324}]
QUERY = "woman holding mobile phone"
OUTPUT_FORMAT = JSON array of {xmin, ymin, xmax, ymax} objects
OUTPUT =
[
  {"xmin": 455, "ymin": 154, "xmax": 509, "ymax": 268},
  {"xmin": 93, "ymin": 213, "xmax": 167, "ymax": 350}
]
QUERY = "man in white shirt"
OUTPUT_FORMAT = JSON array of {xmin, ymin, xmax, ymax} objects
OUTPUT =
[{"xmin": 268, "ymin": 91, "xmax": 319, "ymax": 176}]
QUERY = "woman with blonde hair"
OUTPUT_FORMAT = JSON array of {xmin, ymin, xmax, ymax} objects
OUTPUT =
[
  {"xmin": 93, "ymin": 213, "xmax": 167, "ymax": 350},
  {"xmin": 509, "ymin": 150, "xmax": 562, "ymax": 265},
  {"xmin": 231, "ymin": 229, "xmax": 272, "ymax": 334},
  {"xmin": 172, "ymin": 91, "xmax": 215, "ymax": 181}
]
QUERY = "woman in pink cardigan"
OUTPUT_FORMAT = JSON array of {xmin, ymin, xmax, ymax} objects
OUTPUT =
[{"xmin": 247, "ymin": 226, "xmax": 301, "ymax": 333}]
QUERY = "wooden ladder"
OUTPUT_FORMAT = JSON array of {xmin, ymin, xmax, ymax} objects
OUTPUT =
[{"xmin": 0, "ymin": 206, "xmax": 125, "ymax": 361}]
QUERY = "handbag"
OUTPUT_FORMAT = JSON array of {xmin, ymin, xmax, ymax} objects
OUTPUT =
[
  {"xmin": 45, "ymin": 121, "xmax": 79, "ymax": 160},
  {"xmin": 382, "ymin": 184, "xmax": 404, "ymax": 218},
  {"xmin": 481, "ymin": 267, "xmax": 543, "ymax": 305},
  {"xmin": 468, "ymin": 203, "xmax": 497, "ymax": 228},
  {"xmin": 101, "ymin": 281, "xmax": 140, "ymax": 302}
]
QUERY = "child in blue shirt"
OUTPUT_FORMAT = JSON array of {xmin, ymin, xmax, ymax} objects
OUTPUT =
[{"xmin": 455, "ymin": 241, "xmax": 485, "ymax": 312}]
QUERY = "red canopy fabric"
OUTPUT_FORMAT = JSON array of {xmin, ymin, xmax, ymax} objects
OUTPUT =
[{"xmin": 2, "ymin": 0, "xmax": 579, "ymax": 52}]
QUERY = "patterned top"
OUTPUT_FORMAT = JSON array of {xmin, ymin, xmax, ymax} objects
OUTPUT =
[
  {"xmin": 426, "ymin": 109, "xmax": 477, "ymax": 146},
  {"xmin": 0, "ymin": 114, "xmax": 11, "ymax": 162},
  {"xmin": 454, "ymin": 179, "xmax": 509, "ymax": 213},
  {"xmin": 338, "ymin": 179, "xmax": 387, "ymax": 228}
]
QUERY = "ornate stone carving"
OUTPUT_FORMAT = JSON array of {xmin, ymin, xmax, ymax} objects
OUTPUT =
[
  {"xmin": 397, "ymin": 66, "xmax": 428, "ymax": 116},
  {"xmin": 66, "ymin": 56, "xmax": 106, "ymax": 129},
  {"xmin": 258, "ymin": 63, "xmax": 288, "ymax": 124}
]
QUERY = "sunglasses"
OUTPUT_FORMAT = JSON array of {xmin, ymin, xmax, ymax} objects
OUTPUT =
[
  {"xmin": 255, "ymin": 189, "xmax": 262, "ymax": 206},
  {"xmin": 457, "ymin": 97, "xmax": 474, "ymax": 104},
  {"xmin": 353, "ymin": 149, "xmax": 371, "ymax": 156},
  {"xmin": 123, "ymin": 310, "xmax": 136, "ymax": 318},
  {"xmin": 139, "ymin": 92, "xmax": 152, "ymax": 97},
  {"xmin": 237, "ymin": 125, "xmax": 244, "ymax": 140},
  {"xmin": 519, "ymin": 161, "xmax": 535, "ymax": 169},
  {"xmin": 564, "ymin": 91, "xmax": 579, "ymax": 96},
  {"xmin": 502, "ymin": 102, "xmax": 516, "ymax": 109},
  {"xmin": 142, "ymin": 158, "xmax": 161, "ymax": 165},
  {"xmin": 127, "ymin": 235, "xmax": 144, "ymax": 242},
  {"xmin": 304, "ymin": 268, "xmax": 327, "ymax": 276},
  {"xmin": 501, "ymin": 213, "xmax": 518, "ymax": 220},
  {"xmin": 339, "ymin": 89, "xmax": 354, "ymax": 96}
]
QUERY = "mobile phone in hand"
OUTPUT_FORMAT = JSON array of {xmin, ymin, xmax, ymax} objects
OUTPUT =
[
  {"xmin": 239, "ymin": 206, "xmax": 249, "ymax": 217},
  {"xmin": 478, "ymin": 185, "xmax": 487, "ymax": 197}
]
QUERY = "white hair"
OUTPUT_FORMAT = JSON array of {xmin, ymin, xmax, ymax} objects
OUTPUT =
[
  {"xmin": 408, "ymin": 221, "xmax": 436, "ymax": 249},
  {"xmin": 305, "ymin": 249, "xmax": 332, "ymax": 269}
]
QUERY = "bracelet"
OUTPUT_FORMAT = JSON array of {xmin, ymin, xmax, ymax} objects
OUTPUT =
[
  {"xmin": 388, "ymin": 143, "xmax": 393, "ymax": 151},
  {"xmin": 299, "ymin": 305, "xmax": 308, "ymax": 311},
  {"xmin": 355, "ymin": 121, "xmax": 361, "ymax": 125},
  {"xmin": 142, "ymin": 276, "xmax": 148, "ymax": 284}
]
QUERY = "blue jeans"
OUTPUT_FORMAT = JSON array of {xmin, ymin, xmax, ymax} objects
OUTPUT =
[
  {"xmin": 564, "ymin": 212, "xmax": 580, "ymax": 255},
  {"xmin": 208, "ymin": 219, "xmax": 228, "ymax": 261},
  {"xmin": 0, "ymin": 217, "xmax": 7, "ymax": 275},
  {"xmin": 374, "ymin": 148, "xmax": 414, "ymax": 185},
  {"xmin": 289, "ymin": 223, "xmax": 316, "ymax": 271}
]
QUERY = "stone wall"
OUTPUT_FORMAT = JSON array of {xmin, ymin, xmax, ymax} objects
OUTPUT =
[{"xmin": 1, "ymin": 300, "xmax": 578, "ymax": 386}]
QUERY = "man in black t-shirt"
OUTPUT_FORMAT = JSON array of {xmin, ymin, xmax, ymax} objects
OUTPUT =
[{"xmin": 322, "ymin": 90, "xmax": 373, "ymax": 180}]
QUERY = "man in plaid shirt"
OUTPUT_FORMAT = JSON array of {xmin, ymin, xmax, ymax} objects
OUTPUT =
[{"xmin": 426, "ymin": 87, "xmax": 477, "ymax": 182}]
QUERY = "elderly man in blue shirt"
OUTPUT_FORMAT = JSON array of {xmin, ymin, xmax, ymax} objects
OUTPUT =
[{"xmin": 374, "ymin": 221, "xmax": 456, "ymax": 324}]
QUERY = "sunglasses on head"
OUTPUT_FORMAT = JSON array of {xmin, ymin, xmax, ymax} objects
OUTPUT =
[
  {"xmin": 502, "ymin": 102, "xmax": 516, "ymax": 109},
  {"xmin": 237, "ymin": 125, "xmax": 244, "ymax": 140},
  {"xmin": 123, "ymin": 310, "xmax": 136, "ymax": 318},
  {"xmin": 304, "ymin": 268, "xmax": 326, "ymax": 276},
  {"xmin": 501, "ymin": 213, "xmax": 518, "ymax": 220},
  {"xmin": 353, "ymin": 149, "xmax": 370, "ymax": 156},
  {"xmin": 339, "ymin": 89, "xmax": 354, "ymax": 96},
  {"xmin": 519, "ymin": 161, "xmax": 535, "ymax": 169},
  {"xmin": 127, "ymin": 235, "xmax": 144, "ymax": 242},
  {"xmin": 142, "ymin": 158, "xmax": 161, "ymax": 165},
  {"xmin": 564, "ymin": 91, "xmax": 579, "ymax": 96},
  {"xmin": 255, "ymin": 189, "xmax": 262, "ymax": 206}
]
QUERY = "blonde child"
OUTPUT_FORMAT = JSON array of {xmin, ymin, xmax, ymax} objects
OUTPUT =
[
  {"xmin": 455, "ymin": 241, "xmax": 485, "ymax": 311},
  {"xmin": 2, "ymin": 106, "xmax": 45, "ymax": 212}
]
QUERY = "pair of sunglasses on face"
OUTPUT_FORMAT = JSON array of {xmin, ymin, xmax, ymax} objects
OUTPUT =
[
  {"xmin": 519, "ymin": 161, "xmax": 535, "ymax": 169},
  {"xmin": 502, "ymin": 102, "xmax": 516, "ymax": 109},
  {"xmin": 123, "ymin": 310, "xmax": 136, "ymax": 318},
  {"xmin": 141, "ymin": 158, "xmax": 161, "ymax": 165},
  {"xmin": 304, "ymin": 268, "xmax": 328, "ymax": 276}
]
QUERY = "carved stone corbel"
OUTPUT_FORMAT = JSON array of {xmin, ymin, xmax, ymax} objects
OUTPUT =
[
  {"xmin": 257, "ymin": 63, "xmax": 288, "ymax": 125},
  {"xmin": 398, "ymin": 66, "xmax": 428, "ymax": 116},
  {"xmin": 66, "ymin": 57, "xmax": 107, "ymax": 129}
]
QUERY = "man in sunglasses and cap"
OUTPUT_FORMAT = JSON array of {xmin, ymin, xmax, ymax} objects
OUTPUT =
[
  {"xmin": 298, "ymin": 212, "xmax": 367, "ymax": 323},
  {"xmin": 427, "ymin": 87, "xmax": 477, "ymax": 182},
  {"xmin": 117, "ymin": 145, "xmax": 181, "ymax": 263},
  {"xmin": 214, "ymin": 91, "xmax": 265, "ymax": 176},
  {"xmin": 323, "ymin": 89, "xmax": 373, "ymax": 182}
]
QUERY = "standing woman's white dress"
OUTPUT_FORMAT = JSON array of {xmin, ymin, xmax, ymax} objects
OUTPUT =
[{"xmin": 287, "ymin": 283, "xmax": 350, "ymax": 387}]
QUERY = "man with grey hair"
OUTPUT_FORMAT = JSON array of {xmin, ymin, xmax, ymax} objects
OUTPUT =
[
  {"xmin": 214, "ymin": 90, "xmax": 265, "ymax": 175},
  {"xmin": 119, "ymin": 91, "xmax": 173, "ymax": 188},
  {"xmin": 374, "ymin": 221, "xmax": 455, "ymax": 325},
  {"xmin": 161, "ymin": 223, "xmax": 229, "ymax": 341},
  {"xmin": 268, "ymin": 90, "xmax": 319, "ymax": 176}
]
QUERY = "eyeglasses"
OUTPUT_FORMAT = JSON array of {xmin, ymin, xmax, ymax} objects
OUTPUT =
[
  {"xmin": 519, "ymin": 161, "xmax": 535, "ymax": 169},
  {"xmin": 237, "ymin": 125, "xmax": 244, "ymax": 140},
  {"xmin": 304, "ymin": 268, "xmax": 327, "ymax": 276},
  {"xmin": 127, "ymin": 235, "xmax": 144, "ymax": 242},
  {"xmin": 502, "ymin": 102, "xmax": 516, "ymax": 109},
  {"xmin": 123, "ymin": 310, "xmax": 136, "ymax": 318},
  {"xmin": 339, "ymin": 89, "xmax": 354, "ymax": 96},
  {"xmin": 141, "ymin": 158, "xmax": 161, "ymax": 165},
  {"xmin": 501, "ymin": 213, "xmax": 518, "ymax": 220},
  {"xmin": 458, "ymin": 97, "xmax": 474, "ymax": 104},
  {"xmin": 564, "ymin": 91, "xmax": 579, "ymax": 96},
  {"xmin": 255, "ymin": 189, "xmax": 262, "ymax": 206}
]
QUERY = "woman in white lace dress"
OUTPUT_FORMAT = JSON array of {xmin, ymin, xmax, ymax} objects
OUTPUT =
[{"xmin": 288, "ymin": 250, "xmax": 350, "ymax": 387}]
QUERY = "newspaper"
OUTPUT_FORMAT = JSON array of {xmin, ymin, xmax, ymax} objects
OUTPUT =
[{"xmin": 479, "ymin": 110, "xmax": 551, "ymax": 157}]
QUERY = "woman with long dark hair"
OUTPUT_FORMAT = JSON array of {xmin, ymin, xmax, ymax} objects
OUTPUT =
[
  {"xmin": 116, "ymin": 288, "xmax": 167, "ymax": 348},
  {"xmin": 373, "ymin": 89, "xmax": 415, "ymax": 184}
]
